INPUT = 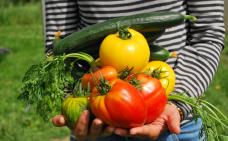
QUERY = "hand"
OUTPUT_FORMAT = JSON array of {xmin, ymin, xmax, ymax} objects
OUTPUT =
[
  {"xmin": 52, "ymin": 110, "xmax": 115, "ymax": 141},
  {"xmin": 114, "ymin": 103, "xmax": 181, "ymax": 140}
]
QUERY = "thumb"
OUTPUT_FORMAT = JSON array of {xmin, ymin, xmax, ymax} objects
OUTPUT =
[
  {"xmin": 166, "ymin": 109, "xmax": 181, "ymax": 134},
  {"xmin": 52, "ymin": 115, "xmax": 66, "ymax": 127}
]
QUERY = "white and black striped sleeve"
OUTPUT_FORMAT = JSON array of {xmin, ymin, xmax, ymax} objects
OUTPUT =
[
  {"xmin": 172, "ymin": 0, "xmax": 225, "ymax": 120},
  {"xmin": 43, "ymin": 0, "xmax": 79, "ymax": 53}
]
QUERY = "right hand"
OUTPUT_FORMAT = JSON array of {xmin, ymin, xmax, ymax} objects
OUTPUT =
[{"xmin": 52, "ymin": 110, "xmax": 115, "ymax": 141}]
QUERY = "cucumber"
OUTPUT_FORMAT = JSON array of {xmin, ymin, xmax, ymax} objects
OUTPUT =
[
  {"xmin": 72, "ymin": 29, "xmax": 166, "ymax": 59},
  {"xmin": 149, "ymin": 44, "xmax": 177, "ymax": 61},
  {"xmin": 143, "ymin": 30, "xmax": 165, "ymax": 43},
  {"xmin": 53, "ymin": 12, "xmax": 196, "ymax": 55}
]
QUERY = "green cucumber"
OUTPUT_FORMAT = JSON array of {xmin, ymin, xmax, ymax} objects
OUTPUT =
[
  {"xmin": 149, "ymin": 44, "xmax": 177, "ymax": 61},
  {"xmin": 53, "ymin": 12, "xmax": 196, "ymax": 55},
  {"xmin": 143, "ymin": 30, "xmax": 165, "ymax": 43}
]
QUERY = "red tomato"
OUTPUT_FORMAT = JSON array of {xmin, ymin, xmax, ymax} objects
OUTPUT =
[
  {"xmin": 127, "ymin": 73, "xmax": 167, "ymax": 123},
  {"xmin": 90, "ymin": 79, "xmax": 147, "ymax": 128},
  {"xmin": 81, "ymin": 66, "xmax": 118, "ymax": 89}
]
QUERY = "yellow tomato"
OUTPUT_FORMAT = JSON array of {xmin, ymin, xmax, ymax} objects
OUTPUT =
[
  {"xmin": 141, "ymin": 61, "xmax": 175, "ymax": 96},
  {"xmin": 99, "ymin": 28, "xmax": 150, "ymax": 73}
]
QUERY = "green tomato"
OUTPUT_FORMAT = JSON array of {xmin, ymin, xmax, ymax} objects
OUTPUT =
[{"xmin": 61, "ymin": 96, "xmax": 88, "ymax": 129}]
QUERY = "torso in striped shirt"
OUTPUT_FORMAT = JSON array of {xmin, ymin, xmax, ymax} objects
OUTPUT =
[
  {"xmin": 45, "ymin": 0, "xmax": 188, "ymax": 66},
  {"xmin": 44, "ymin": 0, "xmax": 225, "ymax": 121}
]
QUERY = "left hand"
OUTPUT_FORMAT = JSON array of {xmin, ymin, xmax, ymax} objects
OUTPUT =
[
  {"xmin": 52, "ymin": 110, "xmax": 116, "ymax": 141},
  {"xmin": 114, "ymin": 103, "xmax": 181, "ymax": 140}
]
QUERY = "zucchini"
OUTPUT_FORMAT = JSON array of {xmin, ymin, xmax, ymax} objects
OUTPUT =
[
  {"xmin": 53, "ymin": 12, "xmax": 196, "ymax": 55},
  {"xmin": 149, "ymin": 44, "xmax": 177, "ymax": 61}
]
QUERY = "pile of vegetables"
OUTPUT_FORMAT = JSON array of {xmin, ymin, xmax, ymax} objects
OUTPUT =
[{"xmin": 18, "ymin": 11, "xmax": 228, "ymax": 140}]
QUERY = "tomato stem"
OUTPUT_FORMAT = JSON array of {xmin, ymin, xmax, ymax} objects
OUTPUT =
[
  {"xmin": 150, "ymin": 67, "xmax": 168, "ymax": 79},
  {"xmin": 128, "ymin": 77, "xmax": 142, "ymax": 90},
  {"xmin": 96, "ymin": 78, "xmax": 111, "ymax": 95},
  {"xmin": 118, "ymin": 27, "xmax": 132, "ymax": 40},
  {"xmin": 118, "ymin": 67, "xmax": 133, "ymax": 80}
]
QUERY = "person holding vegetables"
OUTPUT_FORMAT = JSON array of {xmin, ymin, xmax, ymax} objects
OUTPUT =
[{"xmin": 43, "ymin": 0, "xmax": 225, "ymax": 141}]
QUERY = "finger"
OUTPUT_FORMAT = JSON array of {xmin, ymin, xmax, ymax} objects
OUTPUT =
[
  {"xmin": 102, "ymin": 126, "xmax": 115, "ymax": 136},
  {"xmin": 89, "ymin": 118, "xmax": 103, "ymax": 138},
  {"xmin": 114, "ymin": 128, "xmax": 130, "ymax": 136},
  {"xmin": 167, "ymin": 109, "xmax": 181, "ymax": 134},
  {"xmin": 74, "ymin": 110, "xmax": 90, "ymax": 140},
  {"xmin": 52, "ymin": 115, "xmax": 66, "ymax": 127},
  {"xmin": 130, "ymin": 124, "xmax": 163, "ymax": 140},
  {"xmin": 130, "ymin": 115, "xmax": 166, "ymax": 137}
]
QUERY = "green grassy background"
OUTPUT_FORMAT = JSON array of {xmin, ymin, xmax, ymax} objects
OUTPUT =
[
  {"xmin": 0, "ymin": 3, "xmax": 70, "ymax": 141},
  {"xmin": 0, "ymin": 2, "xmax": 227, "ymax": 141}
]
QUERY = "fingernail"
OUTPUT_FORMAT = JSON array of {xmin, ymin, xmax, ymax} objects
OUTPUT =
[
  {"xmin": 83, "ymin": 110, "xmax": 89, "ymax": 115},
  {"xmin": 106, "ymin": 126, "xmax": 115, "ymax": 133},
  {"xmin": 94, "ymin": 119, "xmax": 102, "ymax": 125},
  {"xmin": 130, "ymin": 131, "xmax": 135, "ymax": 135},
  {"xmin": 114, "ymin": 130, "xmax": 120, "ymax": 135},
  {"xmin": 115, "ymin": 130, "xmax": 123, "ymax": 135},
  {"xmin": 82, "ymin": 110, "xmax": 90, "ymax": 122},
  {"xmin": 130, "ymin": 129, "xmax": 137, "ymax": 135}
]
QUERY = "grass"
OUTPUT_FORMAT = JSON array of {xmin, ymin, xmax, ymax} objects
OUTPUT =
[
  {"xmin": 0, "ymin": 3, "xmax": 70, "ymax": 141},
  {"xmin": 205, "ymin": 36, "xmax": 228, "ymax": 115},
  {"xmin": 0, "ymin": 2, "xmax": 227, "ymax": 141}
]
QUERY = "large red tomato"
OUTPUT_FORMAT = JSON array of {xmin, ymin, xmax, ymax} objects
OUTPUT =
[
  {"xmin": 90, "ymin": 79, "xmax": 147, "ymax": 128},
  {"xmin": 127, "ymin": 73, "xmax": 167, "ymax": 123}
]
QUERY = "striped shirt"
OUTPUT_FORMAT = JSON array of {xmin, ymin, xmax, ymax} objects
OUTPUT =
[{"xmin": 42, "ymin": 0, "xmax": 225, "ymax": 122}]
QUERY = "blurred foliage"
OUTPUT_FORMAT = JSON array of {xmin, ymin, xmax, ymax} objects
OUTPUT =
[
  {"xmin": 0, "ymin": 0, "xmax": 40, "ymax": 7},
  {"xmin": 0, "ymin": 3, "xmax": 70, "ymax": 141},
  {"xmin": 223, "ymin": 34, "xmax": 228, "ymax": 55},
  {"xmin": 0, "ymin": 2, "xmax": 42, "ymax": 26}
]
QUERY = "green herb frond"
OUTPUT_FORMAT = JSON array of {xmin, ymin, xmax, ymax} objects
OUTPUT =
[
  {"xmin": 72, "ymin": 80, "xmax": 90, "ymax": 97},
  {"xmin": 18, "ymin": 52, "xmax": 95, "ymax": 121},
  {"xmin": 18, "ymin": 55, "xmax": 75, "ymax": 121},
  {"xmin": 168, "ymin": 93, "xmax": 228, "ymax": 141}
]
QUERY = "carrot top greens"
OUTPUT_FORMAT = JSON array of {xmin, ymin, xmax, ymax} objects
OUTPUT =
[{"xmin": 18, "ymin": 53, "xmax": 94, "ymax": 121}]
